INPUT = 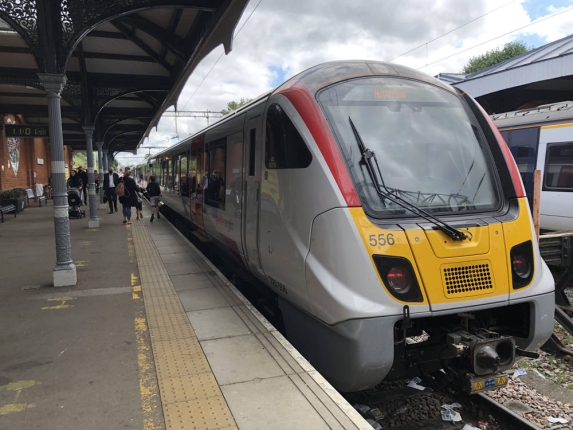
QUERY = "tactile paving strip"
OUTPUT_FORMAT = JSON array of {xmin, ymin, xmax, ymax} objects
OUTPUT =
[
  {"xmin": 164, "ymin": 397, "xmax": 236, "ymax": 430},
  {"xmin": 131, "ymin": 222, "xmax": 237, "ymax": 430}
]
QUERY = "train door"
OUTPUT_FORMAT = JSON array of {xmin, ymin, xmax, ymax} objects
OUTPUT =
[
  {"xmin": 258, "ymin": 100, "xmax": 314, "ymax": 313},
  {"xmin": 500, "ymin": 127, "xmax": 539, "ymax": 207},
  {"xmin": 538, "ymin": 124, "xmax": 573, "ymax": 230},
  {"xmin": 242, "ymin": 114, "xmax": 264, "ymax": 278},
  {"xmin": 190, "ymin": 137, "xmax": 206, "ymax": 234}
]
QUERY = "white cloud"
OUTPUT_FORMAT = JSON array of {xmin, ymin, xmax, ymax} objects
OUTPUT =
[{"xmin": 115, "ymin": 0, "xmax": 573, "ymax": 164}]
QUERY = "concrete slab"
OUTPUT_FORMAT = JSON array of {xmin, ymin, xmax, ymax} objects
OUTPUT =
[
  {"xmin": 161, "ymin": 252, "xmax": 197, "ymax": 265},
  {"xmin": 164, "ymin": 262, "xmax": 205, "ymax": 276},
  {"xmin": 520, "ymin": 372, "xmax": 573, "ymax": 404},
  {"xmin": 221, "ymin": 375, "xmax": 330, "ymax": 430},
  {"xmin": 171, "ymin": 273, "xmax": 215, "ymax": 292},
  {"xmin": 178, "ymin": 287, "xmax": 230, "ymax": 311},
  {"xmin": 187, "ymin": 307, "xmax": 252, "ymax": 341},
  {"xmin": 155, "ymin": 245, "xmax": 188, "ymax": 255},
  {"xmin": 201, "ymin": 334, "xmax": 284, "ymax": 385}
]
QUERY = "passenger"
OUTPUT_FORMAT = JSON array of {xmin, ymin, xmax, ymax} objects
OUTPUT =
[
  {"xmin": 146, "ymin": 175, "xmax": 161, "ymax": 222},
  {"xmin": 208, "ymin": 170, "xmax": 225, "ymax": 202},
  {"xmin": 67, "ymin": 170, "xmax": 82, "ymax": 190},
  {"xmin": 103, "ymin": 167, "xmax": 119, "ymax": 214},
  {"xmin": 77, "ymin": 166, "xmax": 88, "ymax": 204},
  {"xmin": 135, "ymin": 191, "xmax": 143, "ymax": 221},
  {"xmin": 118, "ymin": 168, "xmax": 139, "ymax": 225}
]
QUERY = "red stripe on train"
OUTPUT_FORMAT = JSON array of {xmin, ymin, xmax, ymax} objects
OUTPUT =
[{"xmin": 278, "ymin": 82, "xmax": 361, "ymax": 207}]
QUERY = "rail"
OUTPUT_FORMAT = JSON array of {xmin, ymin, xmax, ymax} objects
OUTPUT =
[{"xmin": 474, "ymin": 393, "xmax": 542, "ymax": 430}]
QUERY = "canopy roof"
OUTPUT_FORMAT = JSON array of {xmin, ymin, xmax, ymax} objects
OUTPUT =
[{"xmin": 0, "ymin": 0, "xmax": 249, "ymax": 155}]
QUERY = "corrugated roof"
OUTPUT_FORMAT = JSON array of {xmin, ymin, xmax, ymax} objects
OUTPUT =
[
  {"xmin": 436, "ymin": 34, "xmax": 573, "ymax": 98},
  {"xmin": 465, "ymin": 34, "xmax": 573, "ymax": 79}
]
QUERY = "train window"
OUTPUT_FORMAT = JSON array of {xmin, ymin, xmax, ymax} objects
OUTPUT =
[
  {"xmin": 544, "ymin": 143, "xmax": 573, "ymax": 191},
  {"xmin": 503, "ymin": 128, "xmax": 539, "ymax": 199},
  {"xmin": 317, "ymin": 76, "xmax": 501, "ymax": 217},
  {"xmin": 265, "ymin": 104, "xmax": 312, "ymax": 169},
  {"xmin": 205, "ymin": 141, "xmax": 227, "ymax": 209}
]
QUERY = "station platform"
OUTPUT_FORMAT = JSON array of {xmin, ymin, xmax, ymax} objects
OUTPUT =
[{"xmin": 0, "ymin": 201, "xmax": 371, "ymax": 430}]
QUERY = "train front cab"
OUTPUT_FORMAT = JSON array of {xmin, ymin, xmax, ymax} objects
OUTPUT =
[{"xmin": 272, "ymin": 62, "xmax": 555, "ymax": 393}]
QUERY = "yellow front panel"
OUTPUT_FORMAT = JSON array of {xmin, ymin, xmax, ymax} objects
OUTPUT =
[
  {"xmin": 350, "ymin": 197, "xmax": 534, "ymax": 305},
  {"xmin": 405, "ymin": 224, "xmax": 510, "ymax": 305},
  {"xmin": 502, "ymin": 198, "xmax": 536, "ymax": 290},
  {"xmin": 349, "ymin": 207, "xmax": 428, "ymax": 305}
]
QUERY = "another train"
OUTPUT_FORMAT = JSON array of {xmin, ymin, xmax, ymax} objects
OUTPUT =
[
  {"xmin": 148, "ymin": 61, "xmax": 555, "ymax": 393},
  {"xmin": 491, "ymin": 101, "xmax": 573, "ymax": 231}
]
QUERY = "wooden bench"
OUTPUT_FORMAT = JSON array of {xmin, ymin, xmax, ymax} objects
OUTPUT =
[
  {"xmin": 26, "ymin": 188, "xmax": 47, "ymax": 207},
  {"xmin": 0, "ymin": 204, "xmax": 17, "ymax": 223}
]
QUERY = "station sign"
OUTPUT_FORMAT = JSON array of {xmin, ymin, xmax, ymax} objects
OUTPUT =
[{"xmin": 5, "ymin": 124, "xmax": 49, "ymax": 138}]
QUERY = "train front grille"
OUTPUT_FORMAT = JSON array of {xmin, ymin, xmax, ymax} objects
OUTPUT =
[{"xmin": 442, "ymin": 261, "xmax": 494, "ymax": 298}]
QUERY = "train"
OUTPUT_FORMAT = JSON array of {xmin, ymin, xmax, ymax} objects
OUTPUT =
[
  {"xmin": 491, "ymin": 101, "xmax": 573, "ymax": 231},
  {"xmin": 146, "ymin": 61, "xmax": 555, "ymax": 393}
]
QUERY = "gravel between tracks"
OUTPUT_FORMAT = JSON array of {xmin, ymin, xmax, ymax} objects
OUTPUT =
[
  {"xmin": 485, "ymin": 321, "xmax": 573, "ymax": 429},
  {"xmin": 348, "ymin": 323, "xmax": 573, "ymax": 429}
]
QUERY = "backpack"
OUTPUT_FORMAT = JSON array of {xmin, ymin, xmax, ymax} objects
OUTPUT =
[{"xmin": 115, "ymin": 181, "xmax": 126, "ymax": 197}]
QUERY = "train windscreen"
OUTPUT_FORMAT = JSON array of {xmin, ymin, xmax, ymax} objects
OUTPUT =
[{"xmin": 318, "ymin": 77, "xmax": 501, "ymax": 217}]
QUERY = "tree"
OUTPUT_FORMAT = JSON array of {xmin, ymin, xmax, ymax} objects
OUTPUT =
[
  {"xmin": 221, "ymin": 98, "xmax": 251, "ymax": 115},
  {"xmin": 462, "ymin": 41, "xmax": 530, "ymax": 74}
]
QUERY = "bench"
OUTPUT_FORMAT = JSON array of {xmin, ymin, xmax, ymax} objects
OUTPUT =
[
  {"xmin": 25, "ymin": 188, "xmax": 47, "ymax": 207},
  {"xmin": 0, "ymin": 204, "xmax": 17, "ymax": 223}
]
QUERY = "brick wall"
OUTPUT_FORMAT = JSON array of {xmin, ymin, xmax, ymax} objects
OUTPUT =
[{"xmin": 0, "ymin": 114, "xmax": 73, "ymax": 192}]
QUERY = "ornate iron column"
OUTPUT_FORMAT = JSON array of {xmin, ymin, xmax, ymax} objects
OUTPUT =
[
  {"xmin": 96, "ymin": 141, "xmax": 106, "ymax": 208},
  {"xmin": 83, "ymin": 126, "xmax": 99, "ymax": 227},
  {"xmin": 38, "ymin": 73, "xmax": 76, "ymax": 287}
]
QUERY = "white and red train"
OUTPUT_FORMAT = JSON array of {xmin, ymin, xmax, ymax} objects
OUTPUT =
[{"xmin": 149, "ymin": 61, "xmax": 554, "ymax": 392}]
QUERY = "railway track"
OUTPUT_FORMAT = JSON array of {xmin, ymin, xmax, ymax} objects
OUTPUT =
[{"xmin": 343, "ymin": 380, "xmax": 542, "ymax": 430}]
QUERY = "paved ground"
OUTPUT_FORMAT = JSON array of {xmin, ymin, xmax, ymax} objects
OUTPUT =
[{"xmin": 0, "ymin": 202, "xmax": 164, "ymax": 430}]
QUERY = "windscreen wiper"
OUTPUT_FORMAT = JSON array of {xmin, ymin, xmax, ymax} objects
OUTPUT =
[{"xmin": 348, "ymin": 117, "xmax": 467, "ymax": 241}]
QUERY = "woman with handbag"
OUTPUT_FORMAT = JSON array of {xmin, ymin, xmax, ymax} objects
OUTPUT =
[{"xmin": 118, "ymin": 168, "xmax": 139, "ymax": 224}]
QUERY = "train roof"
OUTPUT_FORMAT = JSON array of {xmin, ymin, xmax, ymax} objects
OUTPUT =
[
  {"xmin": 491, "ymin": 101, "xmax": 573, "ymax": 129},
  {"xmin": 149, "ymin": 60, "xmax": 457, "ymax": 160},
  {"xmin": 282, "ymin": 60, "xmax": 456, "ymax": 96}
]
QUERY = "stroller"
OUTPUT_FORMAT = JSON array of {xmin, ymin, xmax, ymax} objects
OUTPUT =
[{"xmin": 68, "ymin": 189, "xmax": 85, "ymax": 219}]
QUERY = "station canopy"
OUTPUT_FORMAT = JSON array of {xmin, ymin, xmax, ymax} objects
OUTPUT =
[
  {"xmin": 0, "ymin": 0, "xmax": 248, "ymax": 155},
  {"xmin": 437, "ymin": 34, "xmax": 573, "ymax": 114}
]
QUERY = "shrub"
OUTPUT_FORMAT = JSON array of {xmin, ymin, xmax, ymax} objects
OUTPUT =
[{"xmin": 0, "ymin": 188, "xmax": 27, "ymax": 199}]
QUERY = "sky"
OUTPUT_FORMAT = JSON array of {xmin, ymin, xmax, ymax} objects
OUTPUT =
[{"xmin": 117, "ymin": 0, "xmax": 573, "ymax": 166}]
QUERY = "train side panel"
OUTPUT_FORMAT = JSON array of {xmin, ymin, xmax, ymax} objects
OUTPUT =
[{"xmin": 258, "ymin": 94, "xmax": 347, "ymax": 314}]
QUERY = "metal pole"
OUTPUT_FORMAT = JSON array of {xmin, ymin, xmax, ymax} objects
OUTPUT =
[
  {"xmin": 38, "ymin": 73, "xmax": 76, "ymax": 287},
  {"xmin": 83, "ymin": 126, "xmax": 99, "ymax": 228},
  {"xmin": 96, "ymin": 141, "xmax": 106, "ymax": 208}
]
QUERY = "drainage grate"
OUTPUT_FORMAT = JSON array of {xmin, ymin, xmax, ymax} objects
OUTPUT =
[{"xmin": 443, "ymin": 262, "xmax": 493, "ymax": 297}]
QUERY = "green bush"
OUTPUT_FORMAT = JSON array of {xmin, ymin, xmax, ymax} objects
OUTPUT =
[{"xmin": 0, "ymin": 188, "xmax": 27, "ymax": 199}]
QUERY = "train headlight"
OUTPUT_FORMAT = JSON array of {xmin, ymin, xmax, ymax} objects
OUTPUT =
[
  {"xmin": 372, "ymin": 255, "xmax": 423, "ymax": 302},
  {"xmin": 387, "ymin": 267, "xmax": 412, "ymax": 293},
  {"xmin": 512, "ymin": 255, "xmax": 530, "ymax": 278},
  {"xmin": 509, "ymin": 241, "xmax": 534, "ymax": 289}
]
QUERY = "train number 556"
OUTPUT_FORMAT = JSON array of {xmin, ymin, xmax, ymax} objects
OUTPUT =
[{"xmin": 369, "ymin": 233, "xmax": 395, "ymax": 247}]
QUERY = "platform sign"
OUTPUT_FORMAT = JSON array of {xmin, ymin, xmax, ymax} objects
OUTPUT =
[{"xmin": 5, "ymin": 125, "xmax": 49, "ymax": 138}]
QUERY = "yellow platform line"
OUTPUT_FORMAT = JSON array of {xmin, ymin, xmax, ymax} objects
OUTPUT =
[{"xmin": 130, "ymin": 223, "xmax": 237, "ymax": 430}]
